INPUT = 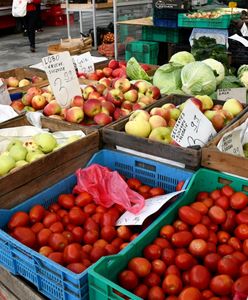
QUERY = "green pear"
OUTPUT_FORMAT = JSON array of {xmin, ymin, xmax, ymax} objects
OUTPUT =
[
  {"xmin": 33, "ymin": 133, "xmax": 57, "ymax": 153},
  {"xmin": 23, "ymin": 139, "xmax": 38, "ymax": 151},
  {"xmin": 9, "ymin": 145, "xmax": 27, "ymax": 161},
  {"xmin": 0, "ymin": 155, "xmax": 16, "ymax": 176},
  {"xmin": 7, "ymin": 139, "xmax": 23, "ymax": 151},
  {"xmin": 26, "ymin": 149, "xmax": 45, "ymax": 163}
]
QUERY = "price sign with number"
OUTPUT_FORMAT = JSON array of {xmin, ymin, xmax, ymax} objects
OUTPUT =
[
  {"xmin": 42, "ymin": 51, "xmax": 82, "ymax": 108},
  {"xmin": 73, "ymin": 52, "xmax": 94, "ymax": 74},
  {"xmin": 217, "ymin": 88, "xmax": 247, "ymax": 104},
  {"xmin": 171, "ymin": 101, "xmax": 217, "ymax": 148},
  {"xmin": 0, "ymin": 79, "xmax": 11, "ymax": 105}
]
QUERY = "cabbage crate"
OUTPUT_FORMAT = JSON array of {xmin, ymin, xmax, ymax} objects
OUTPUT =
[
  {"xmin": 202, "ymin": 110, "xmax": 248, "ymax": 178},
  {"xmin": 0, "ymin": 149, "xmax": 193, "ymax": 300},
  {"xmin": 0, "ymin": 114, "xmax": 99, "ymax": 208},
  {"xmin": 102, "ymin": 95, "xmax": 247, "ymax": 169},
  {"xmin": 88, "ymin": 168, "xmax": 248, "ymax": 300}
]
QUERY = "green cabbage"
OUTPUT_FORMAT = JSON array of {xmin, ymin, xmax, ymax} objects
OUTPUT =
[
  {"xmin": 126, "ymin": 57, "xmax": 151, "ymax": 81},
  {"xmin": 181, "ymin": 61, "xmax": 217, "ymax": 96},
  {"xmin": 202, "ymin": 58, "xmax": 225, "ymax": 85},
  {"xmin": 153, "ymin": 63, "xmax": 183, "ymax": 95},
  {"xmin": 238, "ymin": 65, "xmax": 248, "ymax": 89},
  {"xmin": 169, "ymin": 51, "xmax": 195, "ymax": 66}
]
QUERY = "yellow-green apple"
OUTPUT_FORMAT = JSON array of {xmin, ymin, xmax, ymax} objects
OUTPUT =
[
  {"xmin": 129, "ymin": 110, "xmax": 150, "ymax": 122},
  {"xmin": 204, "ymin": 110, "xmax": 216, "ymax": 120},
  {"xmin": 71, "ymin": 95, "xmax": 84, "ymax": 107},
  {"xmin": 60, "ymin": 108, "xmax": 67, "ymax": 119},
  {"xmin": 133, "ymin": 102, "xmax": 146, "ymax": 110},
  {"xmin": 222, "ymin": 98, "xmax": 243, "ymax": 117},
  {"xmin": 161, "ymin": 103, "xmax": 176, "ymax": 110},
  {"xmin": 95, "ymin": 69, "xmax": 104, "ymax": 79},
  {"xmin": 83, "ymin": 99, "xmax": 101, "ymax": 117},
  {"xmin": 31, "ymin": 76, "xmax": 43, "ymax": 83},
  {"xmin": 9, "ymin": 145, "xmax": 27, "ymax": 161},
  {"xmin": 26, "ymin": 149, "xmax": 45, "ymax": 163},
  {"xmin": 11, "ymin": 100, "xmax": 24, "ymax": 112},
  {"xmin": 94, "ymin": 83, "xmax": 106, "ymax": 95},
  {"xmin": 0, "ymin": 155, "xmax": 16, "ymax": 176},
  {"xmin": 88, "ymin": 91, "xmax": 101, "ymax": 100},
  {"xmin": 15, "ymin": 160, "xmax": 28, "ymax": 168},
  {"xmin": 121, "ymin": 101, "xmax": 133, "ymax": 111},
  {"xmin": 124, "ymin": 89, "xmax": 138, "ymax": 102},
  {"xmin": 113, "ymin": 108, "xmax": 130, "ymax": 120},
  {"xmin": 66, "ymin": 106, "xmax": 84, "ymax": 123},
  {"xmin": 213, "ymin": 104, "xmax": 223, "ymax": 111},
  {"xmin": 108, "ymin": 59, "xmax": 119, "ymax": 69},
  {"xmin": 114, "ymin": 78, "xmax": 131, "ymax": 93},
  {"xmin": 106, "ymin": 89, "xmax": 124, "ymax": 106},
  {"xmin": 101, "ymin": 100, "xmax": 115, "ymax": 115},
  {"xmin": 150, "ymin": 107, "xmax": 170, "ymax": 121},
  {"xmin": 7, "ymin": 139, "xmax": 22, "ymax": 151},
  {"xmin": 196, "ymin": 95, "xmax": 214, "ymax": 110},
  {"xmin": 22, "ymin": 93, "xmax": 33, "ymax": 106},
  {"xmin": 23, "ymin": 139, "xmax": 38, "ymax": 151},
  {"xmin": 125, "ymin": 119, "xmax": 151, "ymax": 138},
  {"xmin": 148, "ymin": 127, "xmax": 172, "ymax": 144},
  {"xmin": 149, "ymin": 115, "xmax": 167, "ymax": 129},
  {"xmin": 94, "ymin": 112, "xmax": 113, "ymax": 125},
  {"xmin": 18, "ymin": 79, "xmax": 30, "ymax": 87},
  {"xmin": 211, "ymin": 113, "xmax": 225, "ymax": 131},
  {"xmin": 145, "ymin": 86, "xmax": 161, "ymax": 100},
  {"xmin": 31, "ymin": 95, "xmax": 47, "ymax": 110},
  {"xmin": 170, "ymin": 108, "xmax": 181, "ymax": 120},
  {"xmin": 134, "ymin": 80, "xmax": 150, "ymax": 94},
  {"xmin": 83, "ymin": 85, "xmax": 95, "ymax": 100},
  {"xmin": 43, "ymin": 100, "xmax": 62, "ymax": 116},
  {"xmin": 7, "ymin": 77, "xmax": 19, "ymax": 88},
  {"xmin": 86, "ymin": 73, "xmax": 99, "ymax": 81},
  {"xmin": 138, "ymin": 95, "xmax": 154, "ymax": 106},
  {"xmin": 102, "ymin": 67, "xmax": 112, "ymax": 77},
  {"xmin": 168, "ymin": 119, "xmax": 176, "ymax": 127},
  {"xmin": 99, "ymin": 77, "xmax": 112, "ymax": 88},
  {"xmin": 24, "ymin": 106, "xmax": 35, "ymax": 112},
  {"xmin": 33, "ymin": 132, "xmax": 57, "ymax": 153},
  {"xmin": 42, "ymin": 92, "xmax": 53, "ymax": 103}
]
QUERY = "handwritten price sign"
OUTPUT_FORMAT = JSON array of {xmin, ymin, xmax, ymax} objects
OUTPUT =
[
  {"xmin": 217, "ymin": 88, "xmax": 247, "ymax": 104},
  {"xmin": 73, "ymin": 52, "xmax": 94, "ymax": 74},
  {"xmin": 42, "ymin": 52, "xmax": 82, "ymax": 108}
]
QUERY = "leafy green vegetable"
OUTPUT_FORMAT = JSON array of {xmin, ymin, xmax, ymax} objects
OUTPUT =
[
  {"xmin": 153, "ymin": 63, "xmax": 183, "ymax": 95},
  {"xmin": 202, "ymin": 58, "xmax": 225, "ymax": 85},
  {"xmin": 126, "ymin": 57, "xmax": 151, "ymax": 81},
  {"xmin": 238, "ymin": 65, "xmax": 248, "ymax": 88},
  {"xmin": 181, "ymin": 61, "xmax": 217, "ymax": 96},
  {"xmin": 217, "ymin": 75, "xmax": 241, "ymax": 89},
  {"xmin": 169, "ymin": 51, "xmax": 195, "ymax": 66}
]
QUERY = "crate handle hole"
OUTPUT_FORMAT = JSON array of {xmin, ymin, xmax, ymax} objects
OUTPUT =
[
  {"xmin": 218, "ymin": 177, "xmax": 232, "ymax": 186},
  {"xmin": 135, "ymin": 161, "xmax": 156, "ymax": 172}
]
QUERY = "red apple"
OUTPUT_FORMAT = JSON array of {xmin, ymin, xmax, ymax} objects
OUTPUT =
[
  {"xmin": 114, "ymin": 78, "xmax": 131, "ymax": 93},
  {"xmin": 113, "ymin": 108, "xmax": 130, "ymax": 120},
  {"xmin": 43, "ymin": 100, "xmax": 62, "ymax": 116},
  {"xmin": 108, "ymin": 59, "xmax": 119, "ymax": 69},
  {"xmin": 87, "ymin": 73, "xmax": 99, "ymax": 81},
  {"xmin": 31, "ymin": 76, "xmax": 43, "ymax": 84},
  {"xmin": 83, "ymin": 99, "xmax": 102, "ymax": 117},
  {"xmin": 7, "ymin": 76, "xmax": 19, "ymax": 87},
  {"xmin": 99, "ymin": 77, "xmax": 112, "ymax": 88},
  {"xmin": 188, "ymin": 98, "xmax": 203, "ymax": 111},
  {"xmin": 134, "ymin": 80, "xmax": 150, "ymax": 94},
  {"xmin": 82, "ymin": 85, "xmax": 95, "ymax": 100},
  {"xmin": 95, "ymin": 69, "xmax": 104, "ymax": 79},
  {"xmin": 133, "ymin": 102, "xmax": 146, "ymax": 110},
  {"xmin": 106, "ymin": 89, "xmax": 124, "ymax": 106},
  {"xmin": 138, "ymin": 95, "xmax": 154, "ymax": 106},
  {"xmin": 94, "ymin": 83, "xmax": 106, "ymax": 95},
  {"xmin": 102, "ymin": 67, "xmax": 112, "ymax": 77},
  {"xmin": 27, "ymin": 87, "xmax": 42, "ymax": 96},
  {"xmin": 123, "ymin": 89, "xmax": 138, "ymax": 103},
  {"xmin": 94, "ymin": 112, "xmax": 113, "ymax": 126},
  {"xmin": 71, "ymin": 95, "xmax": 84, "ymax": 107},
  {"xmin": 150, "ymin": 107, "xmax": 170, "ymax": 121},
  {"xmin": 112, "ymin": 68, "xmax": 126, "ymax": 78},
  {"xmin": 121, "ymin": 101, "xmax": 133, "ymax": 111},
  {"xmin": 31, "ymin": 95, "xmax": 47, "ymax": 110},
  {"xmin": 10, "ymin": 100, "xmax": 24, "ymax": 111},
  {"xmin": 21, "ymin": 93, "xmax": 33, "ymax": 106},
  {"xmin": 101, "ymin": 100, "xmax": 115, "ymax": 115},
  {"xmin": 145, "ymin": 86, "xmax": 160, "ymax": 100},
  {"xmin": 66, "ymin": 107, "xmax": 84, "ymax": 123},
  {"xmin": 88, "ymin": 91, "xmax": 101, "ymax": 100}
]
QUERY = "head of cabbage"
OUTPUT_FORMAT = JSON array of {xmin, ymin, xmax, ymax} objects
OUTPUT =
[
  {"xmin": 181, "ymin": 61, "xmax": 217, "ymax": 96},
  {"xmin": 202, "ymin": 58, "xmax": 225, "ymax": 85},
  {"xmin": 169, "ymin": 51, "xmax": 195, "ymax": 66},
  {"xmin": 153, "ymin": 63, "xmax": 183, "ymax": 95}
]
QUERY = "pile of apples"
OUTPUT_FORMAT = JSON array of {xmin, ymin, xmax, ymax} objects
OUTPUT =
[
  {"xmin": 6, "ymin": 175, "xmax": 169, "ymax": 274},
  {"xmin": 2, "ymin": 75, "xmax": 44, "ymax": 90},
  {"xmin": 117, "ymin": 185, "xmax": 248, "ymax": 300},
  {"xmin": 124, "ymin": 96, "xmax": 244, "ymax": 143}
]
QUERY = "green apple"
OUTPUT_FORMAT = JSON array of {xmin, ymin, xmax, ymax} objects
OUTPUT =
[
  {"xmin": 15, "ymin": 160, "xmax": 29, "ymax": 167},
  {"xmin": 23, "ymin": 139, "xmax": 38, "ymax": 151},
  {"xmin": 125, "ymin": 119, "xmax": 151, "ymax": 138},
  {"xmin": 204, "ymin": 110, "xmax": 217, "ymax": 120},
  {"xmin": 7, "ymin": 139, "xmax": 23, "ymax": 151},
  {"xmin": 0, "ymin": 155, "xmax": 16, "ymax": 176},
  {"xmin": 170, "ymin": 108, "xmax": 181, "ymax": 121},
  {"xmin": 26, "ymin": 150, "xmax": 45, "ymax": 163},
  {"xmin": 129, "ymin": 110, "xmax": 150, "ymax": 122},
  {"xmin": 196, "ymin": 95, "xmax": 214, "ymax": 110},
  {"xmin": 9, "ymin": 145, "xmax": 27, "ymax": 161},
  {"xmin": 148, "ymin": 127, "xmax": 172, "ymax": 144},
  {"xmin": 33, "ymin": 132, "xmax": 57, "ymax": 153}
]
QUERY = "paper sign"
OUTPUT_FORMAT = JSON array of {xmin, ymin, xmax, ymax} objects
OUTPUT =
[
  {"xmin": 0, "ymin": 79, "xmax": 11, "ymax": 105},
  {"xmin": 42, "ymin": 52, "xmax": 82, "ymax": 108},
  {"xmin": 241, "ymin": 23, "xmax": 248, "ymax": 37},
  {"xmin": 217, "ymin": 87, "xmax": 247, "ymax": 104},
  {"xmin": 116, "ymin": 190, "xmax": 185, "ymax": 226},
  {"xmin": 229, "ymin": 34, "xmax": 248, "ymax": 47},
  {"xmin": 73, "ymin": 52, "xmax": 94, "ymax": 74},
  {"xmin": 0, "ymin": 105, "xmax": 18, "ymax": 123},
  {"xmin": 171, "ymin": 101, "xmax": 217, "ymax": 148}
]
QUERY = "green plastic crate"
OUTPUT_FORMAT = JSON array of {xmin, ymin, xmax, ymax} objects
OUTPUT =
[
  {"xmin": 178, "ymin": 13, "xmax": 240, "ymax": 29},
  {"xmin": 125, "ymin": 40, "xmax": 159, "ymax": 65},
  {"xmin": 142, "ymin": 26, "xmax": 180, "ymax": 43},
  {"xmin": 88, "ymin": 168, "xmax": 248, "ymax": 300}
]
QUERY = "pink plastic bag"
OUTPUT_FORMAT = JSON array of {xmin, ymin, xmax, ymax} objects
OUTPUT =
[{"xmin": 73, "ymin": 164, "xmax": 145, "ymax": 214}]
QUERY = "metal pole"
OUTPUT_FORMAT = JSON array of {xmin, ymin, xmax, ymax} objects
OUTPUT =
[
  {"xmin": 113, "ymin": 0, "xmax": 118, "ymax": 60},
  {"xmin": 66, "ymin": 0, "xmax": 71, "ymax": 39},
  {"xmin": 92, "ymin": 0, "xmax": 97, "ymax": 49}
]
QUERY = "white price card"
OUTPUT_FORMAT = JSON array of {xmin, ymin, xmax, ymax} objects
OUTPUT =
[
  {"xmin": 217, "ymin": 87, "xmax": 247, "ymax": 104},
  {"xmin": 42, "ymin": 52, "xmax": 82, "ymax": 108},
  {"xmin": 73, "ymin": 52, "xmax": 94, "ymax": 74},
  {"xmin": 0, "ymin": 104, "xmax": 18, "ymax": 123},
  {"xmin": 0, "ymin": 79, "xmax": 11, "ymax": 105},
  {"xmin": 171, "ymin": 101, "xmax": 217, "ymax": 148},
  {"xmin": 116, "ymin": 190, "xmax": 185, "ymax": 226},
  {"xmin": 241, "ymin": 23, "xmax": 248, "ymax": 37}
]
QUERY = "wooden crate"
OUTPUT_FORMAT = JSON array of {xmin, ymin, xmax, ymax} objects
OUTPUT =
[
  {"xmin": 0, "ymin": 68, "xmax": 48, "ymax": 94},
  {"xmin": 202, "ymin": 111, "xmax": 248, "ymax": 178},
  {"xmin": 0, "ymin": 115, "xmax": 100, "ymax": 208},
  {"xmin": 102, "ymin": 95, "xmax": 247, "ymax": 169}
]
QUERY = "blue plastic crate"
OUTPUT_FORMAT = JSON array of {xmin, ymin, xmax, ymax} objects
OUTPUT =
[
  {"xmin": 0, "ymin": 149, "xmax": 194, "ymax": 300},
  {"xmin": 153, "ymin": 17, "xmax": 178, "ymax": 28}
]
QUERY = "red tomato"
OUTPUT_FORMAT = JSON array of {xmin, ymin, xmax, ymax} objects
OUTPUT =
[
  {"xmin": 221, "ymin": 210, "xmax": 236, "ymax": 232},
  {"xmin": 31, "ymin": 222, "xmax": 44, "ymax": 234},
  {"xmin": 118, "ymin": 269, "xmax": 138, "ymax": 290},
  {"xmin": 105, "ymin": 244, "xmax": 118, "ymax": 255},
  {"xmin": 133, "ymin": 284, "xmax": 149, "ymax": 299},
  {"xmin": 111, "ymin": 237, "xmax": 124, "ymax": 249},
  {"xmin": 189, "ymin": 265, "xmax": 211, "ymax": 290},
  {"xmin": 161, "ymin": 248, "xmax": 176, "ymax": 266},
  {"xmin": 143, "ymin": 244, "xmax": 161, "ymax": 261},
  {"xmin": 165, "ymin": 265, "xmax": 181, "ymax": 277},
  {"xmin": 182, "ymin": 271, "xmax": 190, "ymax": 285},
  {"xmin": 154, "ymin": 237, "xmax": 172, "ymax": 249},
  {"xmin": 171, "ymin": 231, "xmax": 193, "ymax": 248},
  {"xmin": 192, "ymin": 224, "xmax": 209, "ymax": 240},
  {"xmin": 58, "ymin": 194, "xmax": 75, "ymax": 209},
  {"xmin": 190, "ymin": 201, "xmax": 208, "ymax": 216},
  {"xmin": 137, "ymin": 185, "xmax": 151, "ymax": 194},
  {"xmin": 102, "ymin": 213, "xmax": 116, "ymax": 226},
  {"xmin": 230, "ymin": 192, "xmax": 248, "ymax": 210},
  {"xmin": 100, "ymin": 226, "xmax": 117, "ymax": 242},
  {"xmin": 130, "ymin": 233, "xmax": 139, "ymax": 241},
  {"xmin": 178, "ymin": 206, "xmax": 202, "ymax": 226},
  {"xmin": 91, "ymin": 213, "xmax": 103, "ymax": 225},
  {"xmin": 210, "ymin": 275, "xmax": 233, "ymax": 296},
  {"xmin": 117, "ymin": 226, "xmax": 132, "ymax": 241},
  {"xmin": 149, "ymin": 187, "xmax": 165, "ymax": 197},
  {"xmin": 37, "ymin": 228, "xmax": 52, "ymax": 246},
  {"xmin": 196, "ymin": 191, "xmax": 209, "ymax": 201},
  {"xmin": 48, "ymin": 203, "xmax": 60, "ymax": 213},
  {"xmin": 120, "ymin": 243, "xmax": 129, "ymax": 250},
  {"xmin": 235, "ymin": 224, "xmax": 248, "ymax": 240},
  {"xmin": 217, "ymin": 231, "xmax": 230, "ymax": 244},
  {"xmin": 126, "ymin": 178, "xmax": 142, "ymax": 190},
  {"xmin": 96, "ymin": 206, "xmax": 108, "ymax": 214},
  {"xmin": 94, "ymin": 239, "xmax": 108, "ymax": 249},
  {"xmin": 202, "ymin": 289, "xmax": 214, "ymax": 299},
  {"xmin": 67, "ymin": 263, "xmax": 86, "ymax": 274},
  {"xmin": 210, "ymin": 189, "xmax": 221, "ymax": 200},
  {"xmin": 63, "ymin": 243, "xmax": 82, "ymax": 264},
  {"xmin": 29, "ymin": 205, "xmax": 46, "ymax": 223},
  {"xmin": 90, "ymin": 246, "xmax": 107, "ymax": 263},
  {"xmin": 202, "ymin": 198, "xmax": 214, "ymax": 208},
  {"xmin": 49, "ymin": 221, "xmax": 64, "ymax": 233},
  {"xmin": 215, "ymin": 196, "xmax": 230, "ymax": 210},
  {"xmin": 233, "ymin": 275, "xmax": 248, "ymax": 295},
  {"xmin": 204, "ymin": 253, "xmax": 221, "ymax": 272},
  {"xmin": 62, "ymin": 215, "xmax": 70, "ymax": 226},
  {"xmin": 176, "ymin": 181, "xmax": 185, "ymax": 192},
  {"xmin": 232, "ymin": 251, "xmax": 247, "ymax": 265},
  {"xmin": 128, "ymin": 257, "xmax": 151, "ymax": 277},
  {"xmin": 75, "ymin": 191, "xmax": 93, "ymax": 207},
  {"xmin": 48, "ymin": 252, "xmax": 64, "ymax": 265},
  {"xmin": 207, "ymin": 242, "xmax": 217, "ymax": 253},
  {"xmin": 43, "ymin": 213, "xmax": 58, "ymax": 228},
  {"xmin": 148, "ymin": 286, "xmax": 165, "ymax": 300},
  {"xmin": 221, "ymin": 185, "xmax": 234, "ymax": 197},
  {"xmin": 243, "ymin": 239, "xmax": 248, "ymax": 256},
  {"xmin": 108, "ymin": 207, "xmax": 121, "ymax": 220},
  {"xmin": 201, "ymin": 215, "xmax": 212, "ymax": 227},
  {"xmin": 83, "ymin": 230, "xmax": 99, "ymax": 244},
  {"xmin": 57, "ymin": 209, "xmax": 68, "ymax": 219},
  {"xmin": 173, "ymin": 220, "xmax": 189, "ymax": 232},
  {"xmin": 178, "ymin": 287, "xmax": 202, "ymax": 300},
  {"xmin": 71, "ymin": 226, "xmax": 84, "ymax": 243},
  {"xmin": 217, "ymin": 244, "xmax": 234, "ymax": 256},
  {"xmin": 84, "ymin": 218, "xmax": 99, "ymax": 232},
  {"xmin": 208, "ymin": 206, "xmax": 226, "ymax": 224},
  {"xmin": 84, "ymin": 203, "xmax": 97, "ymax": 215},
  {"xmin": 217, "ymin": 255, "xmax": 239, "ymax": 278},
  {"xmin": 143, "ymin": 272, "xmax": 161, "ymax": 287},
  {"xmin": 175, "ymin": 253, "xmax": 196, "ymax": 271},
  {"xmin": 62, "ymin": 231, "xmax": 74, "ymax": 244},
  {"xmin": 162, "ymin": 274, "xmax": 182, "ymax": 295},
  {"xmin": 208, "ymin": 230, "xmax": 218, "ymax": 244},
  {"xmin": 240, "ymin": 261, "xmax": 248, "ymax": 276},
  {"xmin": 39, "ymin": 246, "xmax": 53, "ymax": 257},
  {"xmin": 236, "ymin": 211, "xmax": 248, "ymax": 225},
  {"xmin": 189, "ymin": 239, "xmax": 208, "ymax": 257},
  {"xmin": 8, "ymin": 211, "xmax": 29, "ymax": 230},
  {"xmin": 151, "ymin": 259, "xmax": 166, "ymax": 276},
  {"xmin": 228, "ymin": 237, "xmax": 242, "ymax": 251},
  {"xmin": 160, "ymin": 225, "xmax": 175, "ymax": 240},
  {"xmin": 82, "ymin": 244, "xmax": 92, "ymax": 254},
  {"xmin": 13, "ymin": 227, "xmax": 36, "ymax": 248},
  {"xmin": 48, "ymin": 233, "xmax": 68, "ymax": 251},
  {"xmin": 68, "ymin": 207, "xmax": 87, "ymax": 225}
]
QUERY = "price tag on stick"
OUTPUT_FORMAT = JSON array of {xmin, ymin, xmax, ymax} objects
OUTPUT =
[
  {"xmin": 171, "ymin": 101, "xmax": 217, "ymax": 148},
  {"xmin": 74, "ymin": 52, "xmax": 94, "ymax": 74},
  {"xmin": 42, "ymin": 51, "xmax": 82, "ymax": 108}
]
